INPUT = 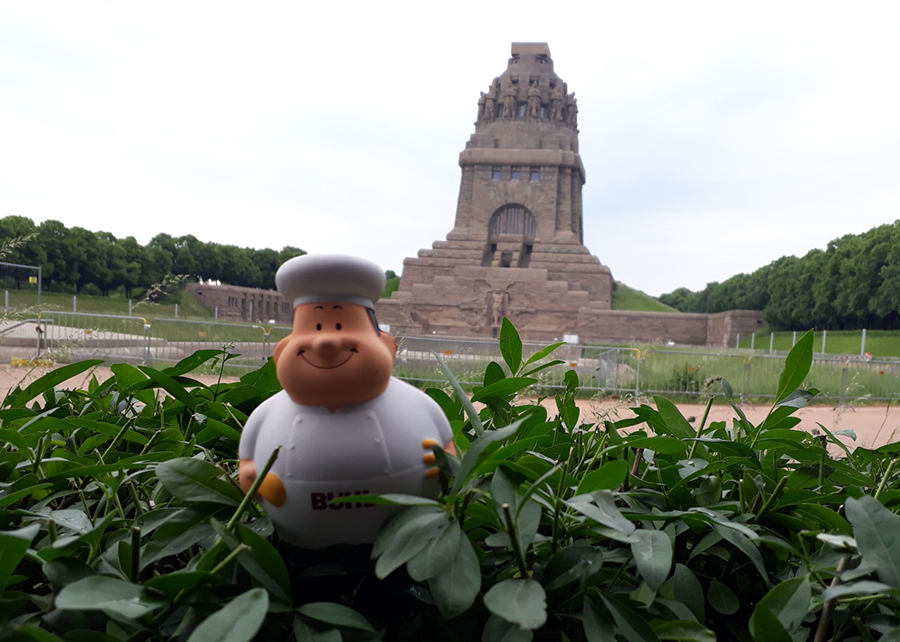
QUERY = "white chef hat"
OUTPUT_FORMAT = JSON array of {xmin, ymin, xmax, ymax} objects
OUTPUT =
[{"xmin": 275, "ymin": 254, "xmax": 386, "ymax": 309}]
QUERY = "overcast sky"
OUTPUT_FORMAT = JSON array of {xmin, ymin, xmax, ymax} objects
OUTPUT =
[{"xmin": 2, "ymin": 2, "xmax": 899, "ymax": 296}]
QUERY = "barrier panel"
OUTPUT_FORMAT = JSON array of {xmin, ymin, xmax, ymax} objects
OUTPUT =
[{"xmin": 1, "ymin": 312, "xmax": 900, "ymax": 402}]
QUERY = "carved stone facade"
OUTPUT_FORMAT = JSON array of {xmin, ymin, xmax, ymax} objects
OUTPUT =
[
  {"xmin": 186, "ymin": 283, "xmax": 293, "ymax": 324},
  {"xmin": 377, "ymin": 43, "xmax": 616, "ymax": 340}
]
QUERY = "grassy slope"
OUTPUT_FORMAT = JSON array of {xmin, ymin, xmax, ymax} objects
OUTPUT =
[
  {"xmin": 612, "ymin": 282, "xmax": 678, "ymax": 312},
  {"xmin": 3, "ymin": 287, "xmax": 215, "ymax": 319}
]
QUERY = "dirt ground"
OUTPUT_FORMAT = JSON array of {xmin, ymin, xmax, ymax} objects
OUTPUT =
[{"xmin": 2, "ymin": 364, "xmax": 898, "ymax": 451}]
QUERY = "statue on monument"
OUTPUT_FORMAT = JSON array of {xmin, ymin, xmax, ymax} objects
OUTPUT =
[
  {"xmin": 566, "ymin": 92, "xmax": 578, "ymax": 128},
  {"xmin": 527, "ymin": 81, "xmax": 541, "ymax": 119},
  {"xmin": 488, "ymin": 287, "xmax": 510, "ymax": 327},
  {"xmin": 501, "ymin": 83, "xmax": 518, "ymax": 119},
  {"xmin": 550, "ymin": 84, "xmax": 565, "ymax": 122}
]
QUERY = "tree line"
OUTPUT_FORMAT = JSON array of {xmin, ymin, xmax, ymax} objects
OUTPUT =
[
  {"xmin": 659, "ymin": 221, "xmax": 900, "ymax": 330},
  {"xmin": 0, "ymin": 216, "xmax": 305, "ymax": 297}
]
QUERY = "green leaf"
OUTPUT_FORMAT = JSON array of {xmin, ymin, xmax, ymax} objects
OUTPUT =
[
  {"xmin": 845, "ymin": 495, "xmax": 900, "ymax": 587},
  {"xmin": 714, "ymin": 524, "xmax": 769, "ymax": 583},
  {"xmin": 138, "ymin": 364, "xmax": 199, "ymax": 409},
  {"xmin": 600, "ymin": 594, "xmax": 661, "ymax": 642},
  {"xmin": 452, "ymin": 421, "xmax": 523, "ymax": 494},
  {"xmin": 142, "ymin": 504, "xmax": 230, "ymax": 568},
  {"xmin": 653, "ymin": 620, "xmax": 716, "ymax": 642},
  {"xmin": 435, "ymin": 353, "xmax": 485, "ymax": 436},
  {"xmin": 583, "ymin": 598, "xmax": 616, "ymax": 642},
  {"xmin": 0, "ymin": 523, "xmax": 39, "ymax": 591},
  {"xmin": 407, "ymin": 519, "xmax": 462, "ymax": 582},
  {"xmin": 524, "ymin": 341, "xmax": 566, "ymax": 366},
  {"xmin": 7, "ymin": 360, "xmax": 103, "ymax": 407},
  {"xmin": 670, "ymin": 564, "xmax": 704, "ymax": 621},
  {"xmin": 483, "ymin": 579, "xmax": 547, "ymax": 630},
  {"xmin": 708, "ymin": 579, "xmax": 739, "ymax": 615},
  {"xmin": 542, "ymin": 545, "xmax": 604, "ymax": 591},
  {"xmin": 631, "ymin": 529, "xmax": 672, "ymax": 591},
  {"xmin": 654, "ymin": 396, "xmax": 696, "ymax": 439},
  {"xmin": 774, "ymin": 329, "xmax": 813, "ymax": 404},
  {"xmin": 485, "ymin": 360, "xmax": 507, "ymax": 387},
  {"xmin": 164, "ymin": 349, "xmax": 230, "ymax": 377},
  {"xmin": 428, "ymin": 530, "xmax": 481, "ymax": 618},
  {"xmin": 211, "ymin": 519, "xmax": 291, "ymax": 604},
  {"xmin": 293, "ymin": 617, "xmax": 342, "ymax": 642},
  {"xmin": 374, "ymin": 509, "xmax": 450, "ymax": 579},
  {"xmin": 471, "ymin": 378, "xmax": 537, "ymax": 403},
  {"xmin": 155, "ymin": 458, "xmax": 243, "ymax": 505},
  {"xmin": 499, "ymin": 317, "xmax": 523, "ymax": 374},
  {"xmin": 748, "ymin": 576, "xmax": 811, "ymax": 641},
  {"xmin": 822, "ymin": 580, "xmax": 893, "ymax": 601},
  {"xmin": 482, "ymin": 614, "xmax": 534, "ymax": 642},
  {"xmin": 186, "ymin": 588, "xmax": 268, "ymax": 642},
  {"xmin": 56, "ymin": 575, "xmax": 166, "ymax": 620},
  {"xmin": 565, "ymin": 491, "xmax": 636, "ymax": 535},
  {"xmin": 297, "ymin": 602, "xmax": 376, "ymax": 633}
]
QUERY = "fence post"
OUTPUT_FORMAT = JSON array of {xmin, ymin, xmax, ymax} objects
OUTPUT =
[
  {"xmin": 769, "ymin": 332, "xmax": 774, "ymax": 354},
  {"xmin": 143, "ymin": 321, "xmax": 152, "ymax": 364},
  {"xmin": 215, "ymin": 307, "xmax": 218, "ymax": 320},
  {"xmin": 792, "ymin": 330, "xmax": 797, "ymax": 346},
  {"xmin": 822, "ymin": 330, "xmax": 827, "ymax": 354},
  {"xmin": 73, "ymin": 296, "xmax": 77, "ymax": 312},
  {"xmin": 861, "ymin": 328, "xmax": 867, "ymax": 356},
  {"xmin": 750, "ymin": 333, "xmax": 755, "ymax": 350},
  {"xmin": 839, "ymin": 360, "xmax": 848, "ymax": 407},
  {"xmin": 129, "ymin": 299, "xmax": 133, "ymax": 315},
  {"xmin": 735, "ymin": 333, "xmax": 740, "ymax": 349},
  {"xmin": 175, "ymin": 303, "xmax": 179, "ymax": 318}
]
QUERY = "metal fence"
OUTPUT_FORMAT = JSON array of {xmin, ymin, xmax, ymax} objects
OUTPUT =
[{"xmin": 2, "ymin": 311, "xmax": 900, "ymax": 402}]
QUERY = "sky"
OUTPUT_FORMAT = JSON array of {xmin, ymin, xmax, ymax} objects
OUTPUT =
[{"xmin": 2, "ymin": 2, "xmax": 899, "ymax": 297}]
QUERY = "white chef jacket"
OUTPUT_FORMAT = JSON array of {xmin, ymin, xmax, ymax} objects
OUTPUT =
[{"xmin": 240, "ymin": 376, "xmax": 453, "ymax": 549}]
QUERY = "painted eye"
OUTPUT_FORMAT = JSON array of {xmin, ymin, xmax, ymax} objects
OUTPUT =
[
  {"xmin": 316, "ymin": 323, "xmax": 322, "ymax": 331},
  {"xmin": 336, "ymin": 323, "xmax": 342, "ymax": 330}
]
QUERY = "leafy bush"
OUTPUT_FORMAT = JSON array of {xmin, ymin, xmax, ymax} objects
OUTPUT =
[{"xmin": 1, "ymin": 322, "xmax": 900, "ymax": 641}]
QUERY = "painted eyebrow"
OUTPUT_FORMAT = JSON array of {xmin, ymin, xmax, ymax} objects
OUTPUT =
[
  {"xmin": 314, "ymin": 305, "xmax": 324, "ymax": 309},
  {"xmin": 332, "ymin": 305, "xmax": 343, "ymax": 309}
]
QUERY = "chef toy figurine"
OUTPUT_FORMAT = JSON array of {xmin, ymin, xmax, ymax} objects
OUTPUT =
[{"xmin": 239, "ymin": 254, "xmax": 457, "ymax": 549}]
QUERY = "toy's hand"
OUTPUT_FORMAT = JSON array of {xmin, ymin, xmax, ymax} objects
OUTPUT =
[
  {"xmin": 239, "ymin": 458, "xmax": 286, "ymax": 507},
  {"xmin": 422, "ymin": 439, "xmax": 459, "ymax": 479},
  {"xmin": 258, "ymin": 472, "xmax": 287, "ymax": 507}
]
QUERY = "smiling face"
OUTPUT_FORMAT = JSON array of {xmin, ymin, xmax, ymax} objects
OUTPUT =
[{"xmin": 273, "ymin": 302, "xmax": 397, "ymax": 409}]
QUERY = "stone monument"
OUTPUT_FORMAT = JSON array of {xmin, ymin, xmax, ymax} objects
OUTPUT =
[{"xmin": 377, "ymin": 43, "xmax": 614, "ymax": 340}]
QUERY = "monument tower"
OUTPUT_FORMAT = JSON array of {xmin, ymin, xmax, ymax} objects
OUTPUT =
[{"xmin": 377, "ymin": 42, "xmax": 614, "ymax": 340}]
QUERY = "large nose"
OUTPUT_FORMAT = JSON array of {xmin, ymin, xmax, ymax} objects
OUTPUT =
[{"xmin": 311, "ymin": 334, "xmax": 346, "ymax": 361}]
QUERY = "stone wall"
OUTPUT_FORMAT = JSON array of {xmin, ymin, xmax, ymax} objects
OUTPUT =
[{"xmin": 186, "ymin": 283, "xmax": 293, "ymax": 324}]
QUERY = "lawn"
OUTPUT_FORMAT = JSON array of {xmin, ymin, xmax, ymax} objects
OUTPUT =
[{"xmin": 740, "ymin": 328, "xmax": 900, "ymax": 358}]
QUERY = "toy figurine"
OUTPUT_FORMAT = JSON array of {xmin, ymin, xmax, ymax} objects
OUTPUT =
[{"xmin": 238, "ymin": 254, "xmax": 457, "ymax": 549}]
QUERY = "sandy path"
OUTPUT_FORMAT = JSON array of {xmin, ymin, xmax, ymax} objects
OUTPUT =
[{"xmin": 2, "ymin": 365, "xmax": 898, "ymax": 450}]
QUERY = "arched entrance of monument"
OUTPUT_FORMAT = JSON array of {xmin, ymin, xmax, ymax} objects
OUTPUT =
[{"xmin": 482, "ymin": 204, "xmax": 536, "ymax": 269}]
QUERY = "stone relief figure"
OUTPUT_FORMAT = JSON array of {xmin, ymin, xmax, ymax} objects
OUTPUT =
[
  {"xmin": 477, "ymin": 92, "xmax": 488, "ymax": 123},
  {"xmin": 501, "ymin": 83, "xmax": 518, "ymax": 119},
  {"xmin": 527, "ymin": 82, "xmax": 541, "ymax": 119},
  {"xmin": 487, "ymin": 288, "xmax": 511, "ymax": 327},
  {"xmin": 483, "ymin": 87, "xmax": 496, "ymax": 122},
  {"xmin": 404, "ymin": 306, "xmax": 431, "ymax": 334},
  {"xmin": 565, "ymin": 93, "xmax": 578, "ymax": 128},
  {"xmin": 550, "ymin": 85, "xmax": 565, "ymax": 122}
]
